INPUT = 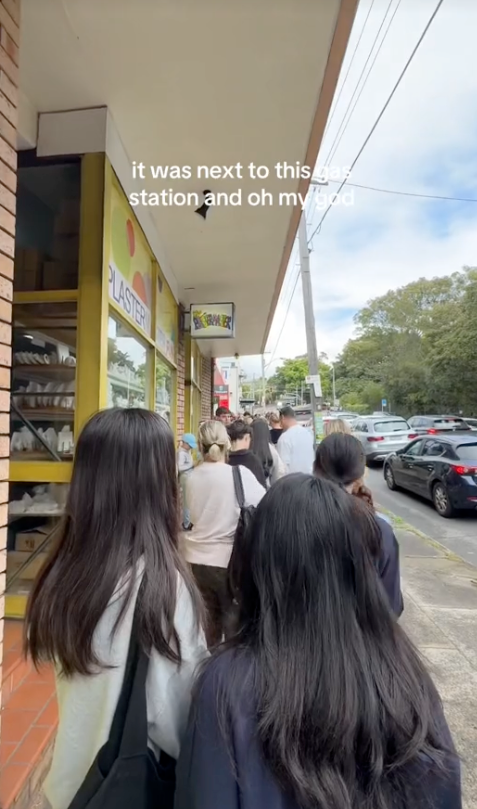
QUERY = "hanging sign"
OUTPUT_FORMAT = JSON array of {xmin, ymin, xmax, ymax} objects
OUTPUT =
[{"xmin": 190, "ymin": 303, "xmax": 235, "ymax": 339}]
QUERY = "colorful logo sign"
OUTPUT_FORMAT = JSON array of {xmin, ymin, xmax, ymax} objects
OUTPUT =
[
  {"xmin": 190, "ymin": 303, "xmax": 235, "ymax": 339},
  {"xmin": 109, "ymin": 182, "xmax": 152, "ymax": 335}
]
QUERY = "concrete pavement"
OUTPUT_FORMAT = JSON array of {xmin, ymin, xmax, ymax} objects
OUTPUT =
[{"xmin": 397, "ymin": 526, "xmax": 477, "ymax": 808}]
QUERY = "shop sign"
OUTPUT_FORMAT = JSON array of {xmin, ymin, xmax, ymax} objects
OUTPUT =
[
  {"xmin": 190, "ymin": 303, "xmax": 235, "ymax": 339},
  {"xmin": 156, "ymin": 270, "xmax": 177, "ymax": 364},
  {"xmin": 108, "ymin": 181, "xmax": 153, "ymax": 336}
]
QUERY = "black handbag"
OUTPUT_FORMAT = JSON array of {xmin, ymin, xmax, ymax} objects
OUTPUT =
[
  {"xmin": 68, "ymin": 613, "xmax": 176, "ymax": 809},
  {"xmin": 228, "ymin": 466, "xmax": 257, "ymax": 599}
]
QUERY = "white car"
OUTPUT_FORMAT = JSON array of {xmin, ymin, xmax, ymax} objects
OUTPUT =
[{"xmin": 351, "ymin": 416, "xmax": 416, "ymax": 466}]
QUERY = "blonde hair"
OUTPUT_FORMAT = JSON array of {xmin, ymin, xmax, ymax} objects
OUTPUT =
[
  {"xmin": 199, "ymin": 419, "xmax": 230, "ymax": 462},
  {"xmin": 324, "ymin": 418, "xmax": 352, "ymax": 437}
]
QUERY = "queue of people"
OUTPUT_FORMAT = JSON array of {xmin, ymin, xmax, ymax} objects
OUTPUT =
[{"xmin": 24, "ymin": 406, "xmax": 462, "ymax": 809}]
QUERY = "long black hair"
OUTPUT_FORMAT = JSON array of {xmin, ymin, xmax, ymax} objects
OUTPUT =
[
  {"xmin": 314, "ymin": 431, "xmax": 365, "ymax": 485},
  {"xmin": 250, "ymin": 418, "xmax": 273, "ymax": 478},
  {"xmin": 215, "ymin": 475, "xmax": 450, "ymax": 808},
  {"xmin": 25, "ymin": 408, "xmax": 204, "ymax": 676}
]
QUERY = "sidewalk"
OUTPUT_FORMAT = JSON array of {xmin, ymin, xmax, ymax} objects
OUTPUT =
[{"xmin": 397, "ymin": 528, "xmax": 477, "ymax": 808}]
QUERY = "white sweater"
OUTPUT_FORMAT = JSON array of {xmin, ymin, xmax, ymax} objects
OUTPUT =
[
  {"xmin": 44, "ymin": 568, "xmax": 207, "ymax": 809},
  {"xmin": 183, "ymin": 462, "xmax": 266, "ymax": 568},
  {"xmin": 277, "ymin": 424, "xmax": 315, "ymax": 475}
]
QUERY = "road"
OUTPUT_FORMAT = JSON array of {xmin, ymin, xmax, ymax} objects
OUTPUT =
[{"xmin": 367, "ymin": 466, "xmax": 477, "ymax": 566}]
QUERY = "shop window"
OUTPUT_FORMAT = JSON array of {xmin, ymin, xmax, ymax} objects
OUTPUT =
[
  {"xmin": 155, "ymin": 355, "xmax": 176, "ymax": 427},
  {"xmin": 6, "ymin": 481, "xmax": 68, "ymax": 615},
  {"xmin": 11, "ymin": 302, "xmax": 77, "ymax": 461},
  {"xmin": 14, "ymin": 161, "xmax": 81, "ymax": 292},
  {"xmin": 107, "ymin": 315, "xmax": 150, "ymax": 409}
]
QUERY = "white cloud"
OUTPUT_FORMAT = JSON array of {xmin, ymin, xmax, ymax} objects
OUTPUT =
[{"xmin": 240, "ymin": 0, "xmax": 477, "ymax": 379}]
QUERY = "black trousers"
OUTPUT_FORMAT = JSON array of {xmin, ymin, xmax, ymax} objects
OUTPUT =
[{"xmin": 191, "ymin": 564, "xmax": 237, "ymax": 648}]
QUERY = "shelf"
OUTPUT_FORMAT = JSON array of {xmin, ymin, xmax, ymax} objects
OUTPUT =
[
  {"xmin": 12, "ymin": 408, "xmax": 75, "ymax": 421},
  {"xmin": 10, "ymin": 451, "xmax": 73, "ymax": 461},
  {"xmin": 8, "ymin": 509, "xmax": 64, "ymax": 522},
  {"xmin": 13, "ymin": 364, "xmax": 76, "ymax": 383}
]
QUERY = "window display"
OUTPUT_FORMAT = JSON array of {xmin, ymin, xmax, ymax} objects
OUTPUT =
[
  {"xmin": 107, "ymin": 315, "xmax": 149, "ymax": 408},
  {"xmin": 14, "ymin": 161, "xmax": 81, "ymax": 293},
  {"xmin": 11, "ymin": 302, "xmax": 77, "ymax": 461},
  {"xmin": 155, "ymin": 356, "xmax": 175, "ymax": 426}
]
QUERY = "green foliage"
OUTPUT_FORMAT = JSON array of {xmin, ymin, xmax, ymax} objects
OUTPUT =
[
  {"xmin": 335, "ymin": 267, "xmax": 477, "ymax": 417},
  {"xmin": 267, "ymin": 354, "xmax": 332, "ymax": 404}
]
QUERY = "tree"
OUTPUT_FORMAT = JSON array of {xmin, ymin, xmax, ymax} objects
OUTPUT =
[
  {"xmin": 267, "ymin": 355, "xmax": 332, "ymax": 404},
  {"xmin": 335, "ymin": 267, "xmax": 477, "ymax": 417}
]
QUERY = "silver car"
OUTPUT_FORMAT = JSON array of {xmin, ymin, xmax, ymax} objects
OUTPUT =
[{"xmin": 351, "ymin": 416, "xmax": 415, "ymax": 466}]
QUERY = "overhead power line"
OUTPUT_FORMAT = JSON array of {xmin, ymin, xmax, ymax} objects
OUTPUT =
[
  {"xmin": 323, "ymin": 0, "xmax": 377, "ymax": 140},
  {"xmin": 267, "ymin": 262, "xmax": 301, "ymax": 366},
  {"xmin": 326, "ymin": 0, "xmax": 403, "ymax": 168},
  {"xmin": 308, "ymin": 0, "xmax": 447, "ymax": 247},
  {"xmin": 328, "ymin": 179, "xmax": 477, "ymax": 202}
]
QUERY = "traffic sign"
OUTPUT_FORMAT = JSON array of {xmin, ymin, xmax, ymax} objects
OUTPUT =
[
  {"xmin": 306, "ymin": 375, "xmax": 322, "ymax": 397},
  {"xmin": 382, "ymin": 398, "xmax": 387, "ymax": 407}
]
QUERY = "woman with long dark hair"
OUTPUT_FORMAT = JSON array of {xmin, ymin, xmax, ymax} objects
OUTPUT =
[
  {"xmin": 314, "ymin": 432, "xmax": 403, "ymax": 616},
  {"xmin": 25, "ymin": 408, "xmax": 207, "ymax": 809},
  {"xmin": 176, "ymin": 476, "xmax": 461, "ymax": 809},
  {"xmin": 250, "ymin": 418, "xmax": 285, "ymax": 486}
]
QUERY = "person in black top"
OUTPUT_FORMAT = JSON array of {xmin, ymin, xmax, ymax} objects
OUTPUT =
[
  {"xmin": 314, "ymin": 432, "xmax": 404, "ymax": 617},
  {"xmin": 268, "ymin": 412, "xmax": 283, "ymax": 445},
  {"xmin": 227, "ymin": 420, "xmax": 267, "ymax": 488},
  {"xmin": 176, "ymin": 475, "xmax": 461, "ymax": 809}
]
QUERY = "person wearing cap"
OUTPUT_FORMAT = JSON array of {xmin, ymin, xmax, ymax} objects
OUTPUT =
[{"xmin": 177, "ymin": 433, "xmax": 197, "ymax": 529}]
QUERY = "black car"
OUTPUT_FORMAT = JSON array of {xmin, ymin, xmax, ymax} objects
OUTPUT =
[
  {"xmin": 383, "ymin": 434, "xmax": 477, "ymax": 518},
  {"xmin": 407, "ymin": 415, "xmax": 471, "ymax": 435}
]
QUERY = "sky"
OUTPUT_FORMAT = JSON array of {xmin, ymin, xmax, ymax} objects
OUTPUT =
[{"xmin": 233, "ymin": 0, "xmax": 477, "ymax": 380}]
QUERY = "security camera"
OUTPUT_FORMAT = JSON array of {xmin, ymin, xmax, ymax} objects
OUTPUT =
[{"xmin": 195, "ymin": 190, "xmax": 212, "ymax": 220}]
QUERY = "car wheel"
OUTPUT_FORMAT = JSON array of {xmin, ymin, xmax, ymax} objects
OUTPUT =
[
  {"xmin": 432, "ymin": 482, "xmax": 455, "ymax": 518},
  {"xmin": 384, "ymin": 464, "xmax": 397, "ymax": 491},
  {"xmin": 366, "ymin": 457, "xmax": 376, "ymax": 468}
]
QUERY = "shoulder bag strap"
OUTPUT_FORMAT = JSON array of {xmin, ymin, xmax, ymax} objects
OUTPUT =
[
  {"xmin": 232, "ymin": 464, "xmax": 245, "ymax": 509},
  {"xmin": 102, "ymin": 602, "xmax": 142, "ymax": 767}
]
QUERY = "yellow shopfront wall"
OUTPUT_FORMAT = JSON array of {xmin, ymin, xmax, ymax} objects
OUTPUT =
[{"xmin": 6, "ymin": 154, "xmax": 180, "ymax": 618}]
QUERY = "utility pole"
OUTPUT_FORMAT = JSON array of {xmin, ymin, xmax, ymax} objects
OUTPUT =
[
  {"xmin": 298, "ymin": 210, "xmax": 321, "ymax": 439},
  {"xmin": 331, "ymin": 363, "xmax": 336, "ymax": 407}
]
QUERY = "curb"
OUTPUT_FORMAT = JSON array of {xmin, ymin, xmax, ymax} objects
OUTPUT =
[{"xmin": 376, "ymin": 505, "xmax": 469, "ymax": 565}]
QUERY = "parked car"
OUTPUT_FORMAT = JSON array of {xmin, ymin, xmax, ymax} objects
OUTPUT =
[
  {"xmin": 463, "ymin": 417, "xmax": 477, "ymax": 431},
  {"xmin": 407, "ymin": 415, "xmax": 471, "ymax": 435},
  {"xmin": 324, "ymin": 411, "xmax": 360, "ymax": 424},
  {"xmin": 351, "ymin": 416, "xmax": 415, "ymax": 465},
  {"xmin": 383, "ymin": 434, "xmax": 477, "ymax": 518}
]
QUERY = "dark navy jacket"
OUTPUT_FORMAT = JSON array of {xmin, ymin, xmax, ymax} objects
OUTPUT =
[
  {"xmin": 175, "ymin": 653, "xmax": 461, "ymax": 809},
  {"xmin": 376, "ymin": 515, "xmax": 404, "ymax": 617}
]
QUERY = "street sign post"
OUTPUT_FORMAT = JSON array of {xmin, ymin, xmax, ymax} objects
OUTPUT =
[
  {"xmin": 381, "ymin": 398, "xmax": 387, "ymax": 412},
  {"xmin": 306, "ymin": 375, "xmax": 322, "ymax": 398}
]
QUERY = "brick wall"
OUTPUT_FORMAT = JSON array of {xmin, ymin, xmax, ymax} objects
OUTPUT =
[
  {"xmin": 176, "ymin": 308, "xmax": 186, "ymax": 436},
  {"xmin": 200, "ymin": 356, "xmax": 213, "ymax": 420},
  {"xmin": 0, "ymin": 0, "xmax": 19, "ymax": 739}
]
